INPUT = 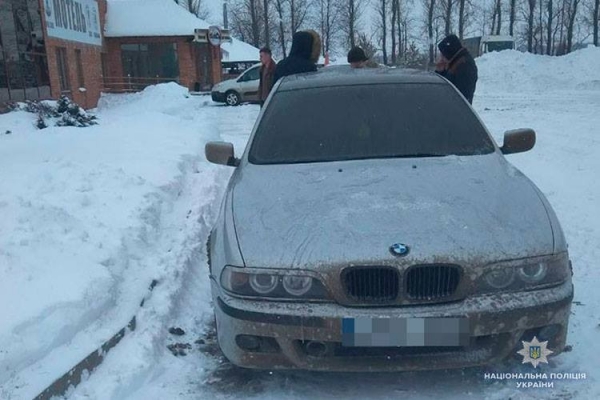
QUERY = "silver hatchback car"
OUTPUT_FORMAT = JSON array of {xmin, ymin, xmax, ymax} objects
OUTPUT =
[
  {"xmin": 211, "ymin": 64, "xmax": 261, "ymax": 106},
  {"xmin": 205, "ymin": 67, "xmax": 573, "ymax": 372}
]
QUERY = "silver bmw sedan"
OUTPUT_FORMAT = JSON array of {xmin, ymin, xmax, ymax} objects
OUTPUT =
[{"xmin": 205, "ymin": 67, "xmax": 573, "ymax": 372}]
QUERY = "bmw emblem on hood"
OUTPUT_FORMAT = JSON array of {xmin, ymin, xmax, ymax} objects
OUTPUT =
[{"xmin": 390, "ymin": 243, "xmax": 410, "ymax": 257}]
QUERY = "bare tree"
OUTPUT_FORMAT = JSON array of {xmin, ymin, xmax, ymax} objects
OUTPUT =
[
  {"xmin": 458, "ymin": 0, "xmax": 468, "ymax": 39},
  {"xmin": 339, "ymin": 0, "xmax": 366, "ymax": 47},
  {"xmin": 395, "ymin": 0, "xmax": 404, "ymax": 57},
  {"xmin": 391, "ymin": 0, "xmax": 398, "ymax": 62},
  {"xmin": 356, "ymin": 32, "xmax": 378, "ymax": 58},
  {"xmin": 497, "ymin": 0, "xmax": 502, "ymax": 34},
  {"xmin": 230, "ymin": 0, "xmax": 262, "ymax": 47},
  {"xmin": 263, "ymin": 0, "xmax": 271, "ymax": 47},
  {"xmin": 399, "ymin": 4, "xmax": 414, "ymax": 58},
  {"xmin": 566, "ymin": 0, "xmax": 581, "ymax": 52},
  {"xmin": 378, "ymin": 0, "xmax": 389, "ymax": 64},
  {"xmin": 290, "ymin": 0, "xmax": 311, "ymax": 34},
  {"xmin": 317, "ymin": 0, "xmax": 338, "ymax": 57},
  {"xmin": 490, "ymin": 0, "xmax": 502, "ymax": 35},
  {"xmin": 441, "ymin": 0, "xmax": 453, "ymax": 35},
  {"xmin": 390, "ymin": 0, "xmax": 410, "ymax": 62},
  {"xmin": 595, "ymin": 0, "xmax": 600, "ymax": 46},
  {"xmin": 587, "ymin": 0, "xmax": 600, "ymax": 45},
  {"xmin": 177, "ymin": 0, "xmax": 210, "ymax": 20},
  {"xmin": 525, "ymin": 0, "xmax": 537, "ymax": 52},
  {"xmin": 423, "ymin": 0, "xmax": 437, "ymax": 65},
  {"xmin": 547, "ymin": 0, "xmax": 554, "ymax": 54},
  {"xmin": 538, "ymin": 0, "xmax": 544, "ymax": 53},
  {"xmin": 509, "ymin": 0, "xmax": 517, "ymax": 36},
  {"xmin": 274, "ymin": 0, "xmax": 288, "ymax": 56}
]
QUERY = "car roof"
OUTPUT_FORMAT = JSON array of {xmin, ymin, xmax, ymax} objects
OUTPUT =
[{"xmin": 277, "ymin": 66, "xmax": 447, "ymax": 91}]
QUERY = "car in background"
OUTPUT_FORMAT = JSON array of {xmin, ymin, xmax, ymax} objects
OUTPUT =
[
  {"xmin": 211, "ymin": 63, "xmax": 261, "ymax": 106},
  {"xmin": 204, "ymin": 67, "xmax": 573, "ymax": 372},
  {"xmin": 463, "ymin": 35, "xmax": 516, "ymax": 57}
]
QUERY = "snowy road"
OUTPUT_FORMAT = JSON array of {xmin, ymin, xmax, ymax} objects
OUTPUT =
[{"xmin": 1, "ymin": 49, "xmax": 599, "ymax": 400}]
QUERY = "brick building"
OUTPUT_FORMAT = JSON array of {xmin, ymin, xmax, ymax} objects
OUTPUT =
[{"xmin": 1, "ymin": 0, "xmax": 230, "ymax": 109}]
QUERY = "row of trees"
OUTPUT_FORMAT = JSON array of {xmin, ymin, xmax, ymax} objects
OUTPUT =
[{"xmin": 176, "ymin": 0, "xmax": 600, "ymax": 65}]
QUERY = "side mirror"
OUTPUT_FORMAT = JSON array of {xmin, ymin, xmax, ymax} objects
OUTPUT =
[
  {"xmin": 205, "ymin": 141, "xmax": 239, "ymax": 166},
  {"xmin": 500, "ymin": 128, "xmax": 536, "ymax": 155}
]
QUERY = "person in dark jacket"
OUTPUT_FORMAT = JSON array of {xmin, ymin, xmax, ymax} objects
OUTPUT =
[
  {"xmin": 435, "ymin": 34, "xmax": 478, "ymax": 104},
  {"xmin": 258, "ymin": 47, "xmax": 276, "ymax": 106},
  {"xmin": 273, "ymin": 30, "xmax": 321, "ymax": 83}
]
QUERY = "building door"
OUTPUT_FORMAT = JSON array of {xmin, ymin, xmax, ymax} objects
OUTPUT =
[{"xmin": 195, "ymin": 43, "xmax": 213, "ymax": 91}]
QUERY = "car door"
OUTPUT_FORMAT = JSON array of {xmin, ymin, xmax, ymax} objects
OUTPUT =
[{"xmin": 237, "ymin": 66, "xmax": 260, "ymax": 102}]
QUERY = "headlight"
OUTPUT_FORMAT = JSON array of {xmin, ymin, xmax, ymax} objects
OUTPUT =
[
  {"xmin": 481, "ymin": 253, "xmax": 569, "ymax": 293},
  {"xmin": 249, "ymin": 274, "xmax": 278, "ymax": 294},
  {"xmin": 484, "ymin": 267, "xmax": 515, "ymax": 289},
  {"xmin": 282, "ymin": 275, "xmax": 313, "ymax": 296},
  {"xmin": 220, "ymin": 266, "xmax": 329, "ymax": 300},
  {"xmin": 517, "ymin": 262, "xmax": 548, "ymax": 283}
]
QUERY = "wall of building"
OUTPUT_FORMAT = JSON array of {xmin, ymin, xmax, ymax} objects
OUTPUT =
[
  {"xmin": 40, "ymin": 0, "xmax": 107, "ymax": 109},
  {"xmin": 104, "ymin": 36, "xmax": 222, "ymax": 92},
  {"xmin": 3, "ymin": 0, "xmax": 225, "ymax": 109}
]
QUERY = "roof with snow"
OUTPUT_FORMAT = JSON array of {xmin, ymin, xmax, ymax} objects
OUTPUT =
[
  {"xmin": 105, "ymin": 0, "xmax": 210, "ymax": 37},
  {"xmin": 221, "ymin": 39, "xmax": 260, "ymax": 63},
  {"xmin": 105, "ymin": 0, "xmax": 265, "ymax": 64},
  {"xmin": 481, "ymin": 35, "xmax": 515, "ymax": 42}
]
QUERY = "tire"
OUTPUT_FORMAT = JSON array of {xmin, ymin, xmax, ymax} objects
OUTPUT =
[{"xmin": 225, "ymin": 91, "xmax": 240, "ymax": 106}]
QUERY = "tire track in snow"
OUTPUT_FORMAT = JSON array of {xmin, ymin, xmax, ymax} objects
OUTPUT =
[{"xmin": 64, "ymin": 103, "xmax": 259, "ymax": 400}]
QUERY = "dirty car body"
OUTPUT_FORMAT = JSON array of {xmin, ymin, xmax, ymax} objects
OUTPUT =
[{"xmin": 206, "ymin": 68, "xmax": 573, "ymax": 372}]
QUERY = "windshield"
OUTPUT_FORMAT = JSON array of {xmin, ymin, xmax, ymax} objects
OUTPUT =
[
  {"xmin": 249, "ymin": 84, "xmax": 495, "ymax": 164},
  {"xmin": 241, "ymin": 66, "xmax": 260, "ymax": 81},
  {"xmin": 485, "ymin": 41, "xmax": 514, "ymax": 52}
]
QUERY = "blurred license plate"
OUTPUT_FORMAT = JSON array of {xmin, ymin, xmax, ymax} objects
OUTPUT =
[{"xmin": 341, "ymin": 317, "xmax": 469, "ymax": 347}]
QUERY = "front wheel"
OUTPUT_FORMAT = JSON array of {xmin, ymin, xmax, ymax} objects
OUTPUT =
[{"xmin": 225, "ymin": 91, "xmax": 240, "ymax": 106}]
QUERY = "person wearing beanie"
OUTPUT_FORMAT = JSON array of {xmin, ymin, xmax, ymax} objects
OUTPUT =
[
  {"xmin": 274, "ymin": 30, "xmax": 321, "ymax": 83},
  {"xmin": 347, "ymin": 47, "xmax": 368, "ymax": 68},
  {"xmin": 435, "ymin": 34, "xmax": 478, "ymax": 104}
]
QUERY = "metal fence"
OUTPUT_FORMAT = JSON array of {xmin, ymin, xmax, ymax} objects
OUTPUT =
[{"xmin": 101, "ymin": 75, "xmax": 180, "ymax": 93}]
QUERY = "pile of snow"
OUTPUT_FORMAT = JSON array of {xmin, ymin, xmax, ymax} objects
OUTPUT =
[
  {"xmin": 105, "ymin": 0, "xmax": 210, "ymax": 37},
  {"xmin": 0, "ymin": 83, "xmax": 227, "ymax": 398},
  {"xmin": 477, "ymin": 46, "xmax": 600, "ymax": 93}
]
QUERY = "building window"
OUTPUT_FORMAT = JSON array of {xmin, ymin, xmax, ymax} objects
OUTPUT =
[
  {"xmin": 75, "ymin": 49, "xmax": 84, "ymax": 88},
  {"xmin": 55, "ymin": 47, "xmax": 70, "ymax": 92},
  {"xmin": 120, "ymin": 43, "xmax": 179, "ymax": 81},
  {"xmin": 0, "ymin": 0, "xmax": 51, "ymax": 103}
]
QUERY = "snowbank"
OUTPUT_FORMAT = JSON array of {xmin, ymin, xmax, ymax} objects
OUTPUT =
[
  {"xmin": 0, "ymin": 83, "xmax": 223, "ymax": 397},
  {"xmin": 477, "ymin": 46, "xmax": 600, "ymax": 93}
]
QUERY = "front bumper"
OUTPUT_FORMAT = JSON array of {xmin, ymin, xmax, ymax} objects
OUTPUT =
[
  {"xmin": 211, "ymin": 91, "xmax": 226, "ymax": 102},
  {"xmin": 212, "ymin": 279, "xmax": 573, "ymax": 372}
]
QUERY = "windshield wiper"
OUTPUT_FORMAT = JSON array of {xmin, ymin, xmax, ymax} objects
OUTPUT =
[{"xmin": 394, "ymin": 153, "xmax": 447, "ymax": 158}]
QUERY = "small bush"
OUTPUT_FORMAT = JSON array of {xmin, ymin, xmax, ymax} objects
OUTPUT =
[{"xmin": 10, "ymin": 96, "xmax": 98, "ymax": 129}]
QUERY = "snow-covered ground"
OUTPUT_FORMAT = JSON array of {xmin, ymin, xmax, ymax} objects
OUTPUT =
[{"xmin": 1, "ymin": 48, "xmax": 599, "ymax": 400}]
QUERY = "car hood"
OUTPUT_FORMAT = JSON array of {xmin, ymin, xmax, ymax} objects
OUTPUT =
[
  {"xmin": 212, "ymin": 78, "xmax": 237, "ymax": 91},
  {"xmin": 231, "ymin": 154, "xmax": 554, "ymax": 269}
]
